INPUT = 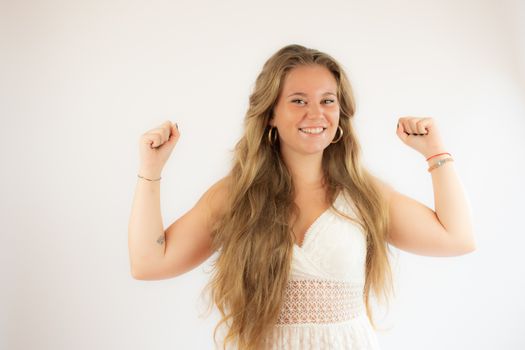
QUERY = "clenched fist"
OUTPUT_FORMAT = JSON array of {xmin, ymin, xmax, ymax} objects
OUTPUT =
[
  {"xmin": 396, "ymin": 117, "xmax": 447, "ymax": 159},
  {"xmin": 138, "ymin": 120, "xmax": 180, "ymax": 179}
]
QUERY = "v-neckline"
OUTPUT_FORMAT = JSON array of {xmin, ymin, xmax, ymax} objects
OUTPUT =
[{"xmin": 293, "ymin": 206, "xmax": 332, "ymax": 250}]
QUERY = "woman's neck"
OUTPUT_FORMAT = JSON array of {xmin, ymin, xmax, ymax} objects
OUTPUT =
[{"xmin": 281, "ymin": 150, "xmax": 325, "ymax": 192}]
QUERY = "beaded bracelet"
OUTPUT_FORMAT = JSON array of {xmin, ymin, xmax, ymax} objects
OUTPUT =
[{"xmin": 137, "ymin": 174, "xmax": 162, "ymax": 181}]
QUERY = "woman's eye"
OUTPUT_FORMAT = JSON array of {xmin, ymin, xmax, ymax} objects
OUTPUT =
[{"xmin": 291, "ymin": 99, "xmax": 335, "ymax": 105}]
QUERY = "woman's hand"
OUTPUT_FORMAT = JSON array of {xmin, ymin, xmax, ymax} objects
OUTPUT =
[
  {"xmin": 396, "ymin": 117, "xmax": 447, "ymax": 159},
  {"xmin": 138, "ymin": 120, "xmax": 180, "ymax": 178}
]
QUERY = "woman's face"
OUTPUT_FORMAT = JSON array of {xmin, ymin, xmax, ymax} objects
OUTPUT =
[{"xmin": 269, "ymin": 64, "xmax": 340, "ymax": 157}]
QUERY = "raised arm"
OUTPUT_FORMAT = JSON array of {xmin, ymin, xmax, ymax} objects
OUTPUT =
[
  {"xmin": 128, "ymin": 120, "xmax": 231, "ymax": 280},
  {"xmin": 129, "ymin": 175, "xmax": 229, "ymax": 280},
  {"xmin": 128, "ymin": 120, "xmax": 179, "ymax": 278},
  {"xmin": 372, "ymin": 117, "xmax": 475, "ymax": 257},
  {"xmin": 372, "ymin": 157, "xmax": 475, "ymax": 257}
]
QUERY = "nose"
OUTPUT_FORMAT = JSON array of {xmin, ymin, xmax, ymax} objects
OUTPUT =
[{"xmin": 306, "ymin": 103, "xmax": 324, "ymax": 119}]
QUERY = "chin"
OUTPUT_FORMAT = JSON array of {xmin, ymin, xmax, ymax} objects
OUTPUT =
[
  {"xmin": 298, "ymin": 145, "xmax": 329, "ymax": 155},
  {"xmin": 280, "ymin": 139, "xmax": 330, "ymax": 156}
]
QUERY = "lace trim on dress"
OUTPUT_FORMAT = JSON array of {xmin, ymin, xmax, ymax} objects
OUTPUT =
[{"xmin": 276, "ymin": 279, "xmax": 366, "ymax": 325}]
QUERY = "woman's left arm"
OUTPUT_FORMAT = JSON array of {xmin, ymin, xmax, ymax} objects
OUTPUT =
[{"xmin": 373, "ymin": 117, "xmax": 476, "ymax": 257}]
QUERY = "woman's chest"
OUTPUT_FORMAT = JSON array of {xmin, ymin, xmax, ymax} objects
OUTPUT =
[{"xmin": 291, "ymin": 192, "xmax": 331, "ymax": 247}]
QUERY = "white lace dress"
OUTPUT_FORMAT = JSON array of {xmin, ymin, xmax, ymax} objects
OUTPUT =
[
  {"xmin": 262, "ymin": 192, "xmax": 381, "ymax": 349},
  {"xmin": 215, "ymin": 192, "xmax": 381, "ymax": 350}
]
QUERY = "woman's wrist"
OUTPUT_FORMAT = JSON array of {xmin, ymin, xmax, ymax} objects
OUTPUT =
[
  {"xmin": 426, "ymin": 153, "xmax": 450, "ymax": 163},
  {"xmin": 424, "ymin": 151, "xmax": 454, "ymax": 173},
  {"xmin": 424, "ymin": 148, "xmax": 449, "ymax": 160},
  {"xmin": 137, "ymin": 169, "xmax": 162, "ymax": 181}
]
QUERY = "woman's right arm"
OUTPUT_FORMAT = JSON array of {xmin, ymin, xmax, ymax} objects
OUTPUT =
[
  {"xmin": 128, "ymin": 120, "xmax": 229, "ymax": 280},
  {"xmin": 129, "ymin": 175, "xmax": 229, "ymax": 280},
  {"xmin": 128, "ymin": 169, "xmax": 165, "ymax": 279}
]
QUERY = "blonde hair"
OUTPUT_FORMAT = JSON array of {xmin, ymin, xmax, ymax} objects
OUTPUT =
[{"xmin": 200, "ymin": 44, "xmax": 394, "ymax": 350}]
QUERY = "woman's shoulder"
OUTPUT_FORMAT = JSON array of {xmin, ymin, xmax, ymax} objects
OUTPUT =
[
  {"xmin": 368, "ymin": 173, "xmax": 395, "ymax": 203},
  {"xmin": 202, "ymin": 174, "xmax": 231, "ymax": 195},
  {"xmin": 339, "ymin": 173, "xmax": 394, "ymax": 204},
  {"xmin": 203, "ymin": 175, "xmax": 232, "ymax": 221}
]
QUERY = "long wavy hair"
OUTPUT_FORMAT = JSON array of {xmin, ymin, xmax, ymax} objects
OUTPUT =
[{"xmin": 200, "ymin": 44, "xmax": 394, "ymax": 350}]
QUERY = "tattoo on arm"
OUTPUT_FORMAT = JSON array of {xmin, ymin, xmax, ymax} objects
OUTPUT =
[{"xmin": 156, "ymin": 234, "xmax": 165, "ymax": 245}]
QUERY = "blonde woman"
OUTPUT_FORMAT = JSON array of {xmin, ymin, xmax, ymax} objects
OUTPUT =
[{"xmin": 128, "ymin": 44, "xmax": 476, "ymax": 350}]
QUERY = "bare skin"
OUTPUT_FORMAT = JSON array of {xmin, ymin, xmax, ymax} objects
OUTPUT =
[{"xmin": 131, "ymin": 65, "xmax": 475, "ymax": 281}]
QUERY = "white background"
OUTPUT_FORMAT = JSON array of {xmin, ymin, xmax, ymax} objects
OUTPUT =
[{"xmin": 1, "ymin": 0, "xmax": 524, "ymax": 349}]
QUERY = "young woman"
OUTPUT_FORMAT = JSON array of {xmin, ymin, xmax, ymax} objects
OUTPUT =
[{"xmin": 128, "ymin": 44, "xmax": 476, "ymax": 350}]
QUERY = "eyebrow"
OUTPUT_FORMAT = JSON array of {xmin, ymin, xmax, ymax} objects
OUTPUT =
[{"xmin": 287, "ymin": 92, "xmax": 337, "ymax": 97}]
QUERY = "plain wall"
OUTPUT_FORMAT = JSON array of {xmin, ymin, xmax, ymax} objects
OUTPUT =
[{"xmin": 1, "ymin": 0, "xmax": 524, "ymax": 349}]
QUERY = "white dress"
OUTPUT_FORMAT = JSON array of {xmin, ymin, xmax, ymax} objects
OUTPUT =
[
  {"xmin": 262, "ymin": 191, "xmax": 381, "ymax": 349},
  {"xmin": 215, "ymin": 192, "xmax": 381, "ymax": 350}
]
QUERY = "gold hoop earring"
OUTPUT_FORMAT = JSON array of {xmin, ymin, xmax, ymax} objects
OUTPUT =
[
  {"xmin": 268, "ymin": 127, "xmax": 278, "ymax": 145},
  {"xmin": 331, "ymin": 125, "xmax": 343, "ymax": 144}
]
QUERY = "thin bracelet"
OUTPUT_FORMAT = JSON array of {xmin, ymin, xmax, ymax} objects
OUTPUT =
[
  {"xmin": 427, "ymin": 157, "xmax": 454, "ymax": 172},
  {"xmin": 137, "ymin": 174, "xmax": 161, "ymax": 181},
  {"xmin": 426, "ymin": 152, "xmax": 451, "ymax": 161}
]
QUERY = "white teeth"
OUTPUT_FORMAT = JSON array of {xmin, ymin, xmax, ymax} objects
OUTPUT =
[{"xmin": 300, "ymin": 127, "xmax": 324, "ymax": 134}]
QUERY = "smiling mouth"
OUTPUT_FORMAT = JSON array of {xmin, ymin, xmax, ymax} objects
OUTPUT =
[{"xmin": 298, "ymin": 127, "xmax": 327, "ymax": 135}]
